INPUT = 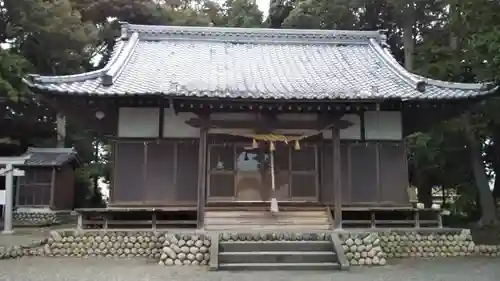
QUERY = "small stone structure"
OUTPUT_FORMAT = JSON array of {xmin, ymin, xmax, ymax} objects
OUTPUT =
[
  {"xmin": 1, "ymin": 229, "xmax": 499, "ymax": 267},
  {"xmin": 13, "ymin": 147, "xmax": 80, "ymax": 225}
]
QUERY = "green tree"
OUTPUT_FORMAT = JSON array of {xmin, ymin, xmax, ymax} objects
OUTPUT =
[
  {"xmin": 266, "ymin": 0, "xmax": 296, "ymax": 28},
  {"xmin": 223, "ymin": 0, "xmax": 263, "ymax": 28},
  {"xmin": 5, "ymin": 0, "xmax": 98, "ymax": 75}
]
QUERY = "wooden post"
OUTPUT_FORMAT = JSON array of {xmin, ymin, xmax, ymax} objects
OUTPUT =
[
  {"xmin": 56, "ymin": 113, "xmax": 66, "ymax": 148},
  {"xmin": 197, "ymin": 126, "xmax": 208, "ymax": 229},
  {"xmin": 414, "ymin": 210, "xmax": 420, "ymax": 228},
  {"xmin": 49, "ymin": 168, "xmax": 56, "ymax": 209},
  {"xmin": 332, "ymin": 127, "xmax": 342, "ymax": 229},
  {"xmin": 143, "ymin": 141, "xmax": 149, "ymax": 200},
  {"xmin": 0, "ymin": 159, "xmax": 28, "ymax": 234},
  {"xmin": 370, "ymin": 211, "xmax": 376, "ymax": 228},
  {"xmin": 77, "ymin": 213, "xmax": 83, "ymax": 230}
]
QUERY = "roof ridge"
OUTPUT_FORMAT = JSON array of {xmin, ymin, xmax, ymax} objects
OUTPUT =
[
  {"xmin": 368, "ymin": 39, "xmax": 421, "ymax": 90},
  {"xmin": 26, "ymin": 147, "xmax": 77, "ymax": 154},
  {"xmin": 120, "ymin": 22, "xmax": 383, "ymax": 44},
  {"xmin": 369, "ymin": 38, "xmax": 491, "ymax": 92},
  {"xmin": 102, "ymin": 32, "xmax": 140, "ymax": 86},
  {"xmin": 22, "ymin": 35, "xmax": 132, "ymax": 86}
]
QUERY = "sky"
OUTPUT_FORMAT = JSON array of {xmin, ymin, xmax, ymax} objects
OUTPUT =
[{"xmin": 255, "ymin": 0, "xmax": 271, "ymax": 18}]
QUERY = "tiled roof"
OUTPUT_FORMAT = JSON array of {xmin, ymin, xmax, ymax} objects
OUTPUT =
[
  {"xmin": 21, "ymin": 147, "xmax": 78, "ymax": 167},
  {"xmin": 22, "ymin": 23, "xmax": 496, "ymax": 101}
]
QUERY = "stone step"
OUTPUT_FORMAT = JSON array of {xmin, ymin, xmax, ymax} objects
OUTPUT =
[
  {"xmin": 219, "ymin": 251, "xmax": 337, "ymax": 264},
  {"xmin": 219, "ymin": 240, "xmax": 334, "ymax": 252},
  {"xmin": 218, "ymin": 262, "xmax": 341, "ymax": 270}
]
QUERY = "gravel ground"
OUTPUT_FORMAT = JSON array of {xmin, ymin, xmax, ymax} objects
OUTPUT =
[{"xmin": 0, "ymin": 257, "xmax": 499, "ymax": 281}]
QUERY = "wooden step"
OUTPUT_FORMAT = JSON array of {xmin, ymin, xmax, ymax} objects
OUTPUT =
[
  {"xmin": 205, "ymin": 211, "xmax": 327, "ymax": 218},
  {"xmin": 205, "ymin": 217, "xmax": 329, "ymax": 224},
  {"xmin": 206, "ymin": 206, "xmax": 327, "ymax": 211},
  {"xmin": 204, "ymin": 209, "xmax": 332, "ymax": 230}
]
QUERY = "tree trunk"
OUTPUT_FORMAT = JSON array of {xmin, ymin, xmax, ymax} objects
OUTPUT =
[
  {"xmin": 463, "ymin": 113, "xmax": 498, "ymax": 225},
  {"xmin": 492, "ymin": 174, "xmax": 500, "ymax": 200},
  {"xmin": 402, "ymin": 3, "xmax": 414, "ymax": 71},
  {"xmin": 449, "ymin": 1, "xmax": 460, "ymax": 50},
  {"xmin": 417, "ymin": 172, "xmax": 433, "ymax": 207},
  {"xmin": 489, "ymin": 132, "xmax": 500, "ymax": 201},
  {"xmin": 93, "ymin": 138, "xmax": 100, "ymax": 197}
]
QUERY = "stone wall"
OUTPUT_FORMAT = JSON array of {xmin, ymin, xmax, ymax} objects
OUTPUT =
[
  {"xmin": 0, "ymin": 238, "xmax": 47, "ymax": 260},
  {"xmin": 13, "ymin": 211, "xmax": 74, "ymax": 226},
  {"xmin": 339, "ymin": 232, "xmax": 387, "ymax": 266},
  {"xmin": 339, "ymin": 229, "xmax": 500, "ymax": 266},
  {"xmin": 1, "ymin": 229, "xmax": 499, "ymax": 268},
  {"xmin": 1, "ymin": 230, "xmax": 211, "ymax": 266},
  {"xmin": 476, "ymin": 244, "xmax": 500, "ymax": 257}
]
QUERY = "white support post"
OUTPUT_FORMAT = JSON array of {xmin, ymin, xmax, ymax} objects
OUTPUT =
[
  {"xmin": 269, "ymin": 144, "xmax": 278, "ymax": 213},
  {"xmin": 0, "ymin": 156, "xmax": 30, "ymax": 235}
]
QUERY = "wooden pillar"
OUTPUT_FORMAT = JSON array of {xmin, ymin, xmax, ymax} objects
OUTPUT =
[
  {"xmin": 49, "ymin": 168, "xmax": 56, "ymax": 209},
  {"xmin": 143, "ymin": 141, "xmax": 148, "ymax": 201},
  {"xmin": 56, "ymin": 113, "xmax": 66, "ymax": 148},
  {"xmin": 197, "ymin": 127, "xmax": 208, "ymax": 229},
  {"xmin": 332, "ymin": 126, "xmax": 342, "ymax": 229}
]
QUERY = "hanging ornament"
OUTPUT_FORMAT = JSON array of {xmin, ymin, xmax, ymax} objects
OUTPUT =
[
  {"xmin": 270, "ymin": 141, "xmax": 275, "ymax": 151},
  {"xmin": 270, "ymin": 198, "xmax": 279, "ymax": 213},
  {"xmin": 252, "ymin": 138, "xmax": 258, "ymax": 148},
  {"xmin": 294, "ymin": 140, "xmax": 301, "ymax": 150}
]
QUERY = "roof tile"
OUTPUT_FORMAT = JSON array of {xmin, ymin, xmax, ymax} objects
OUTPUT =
[
  {"xmin": 21, "ymin": 147, "xmax": 78, "ymax": 167},
  {"xmin": 23, "ymin": 24, "xmax": 495, "ymax": 100}
]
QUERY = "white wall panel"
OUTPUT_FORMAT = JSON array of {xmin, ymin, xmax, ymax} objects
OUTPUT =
[
  {"xmin": 162, "ymin": 108, "xmax": 200, "ymax": 138},
  {"xmin": 322, "ymin": 114, "xmax": 361, "ymax": 140},
  {"xmin": 364, "ymin": 111, "xmax": 402, "ymax": 140},
  {"xmin": 118, "ymin": 107, "xmax": 159, "ymax": 138}
]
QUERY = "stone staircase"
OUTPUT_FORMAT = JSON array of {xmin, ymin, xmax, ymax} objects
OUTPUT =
[
  {"xmin": 204, "ymin": 207, "xmax": 332, "ymax": 231},
  {"xmin": 215, "ymin": 234, "xmax": 347, "ymax": 270}
]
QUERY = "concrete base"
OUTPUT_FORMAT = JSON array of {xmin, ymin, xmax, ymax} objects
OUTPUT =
[{"xmin": 1, "ymin": 230, "xmax": 15, "ymax": 235}]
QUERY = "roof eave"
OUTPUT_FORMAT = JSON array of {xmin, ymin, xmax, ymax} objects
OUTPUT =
[
  {"xmin": 369, "ymin": 38, "xmax": 492, "ymax": 93},
  {"xmin": 21, "ymin": 33, "xmax": 139, "ymax": 90},
  {"xmin": 23, "ymin": 84, "xmax": 497, "ymax": 102}
]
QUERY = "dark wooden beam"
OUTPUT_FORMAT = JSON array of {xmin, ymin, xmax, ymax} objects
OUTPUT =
[
  {"xmin": 172, "ymin": 98, "xmax": 407, "ymax": 112},
  {"xmin": 196, "ymin": 115, "xmax": 209, "ymax": 229},
  {"xmin": 185, "ymin": 118, "xmax": 352, "ymax": 131},
  {"xmin": 332, "ymin": 127, "xmax": 342, "ymax": 229},
  {"xmin": 143, "ymin": 141, "xmax": 149, "ymax": 201},
  {"xmin": 359, "ymin": 110, "xmax": 366, "ymax": 141},
  {"xmin": 158, "ymin": 105, "xmax": 165, "ymax": 138}
]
